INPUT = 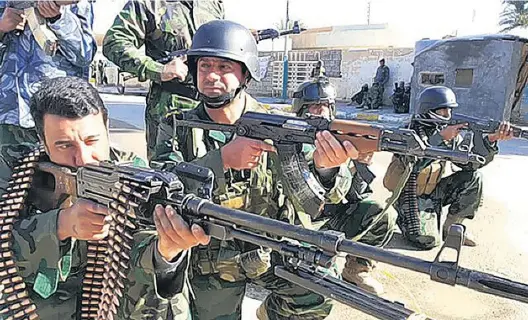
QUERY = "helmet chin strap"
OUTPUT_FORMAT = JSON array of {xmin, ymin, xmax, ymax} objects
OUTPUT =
[{"xmin": 200, "ymin": 82, "xmax": 248, "ymax": 109}]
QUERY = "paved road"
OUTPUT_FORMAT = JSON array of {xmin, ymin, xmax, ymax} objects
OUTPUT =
[{"xmin": 105, "ymin": 94, "xmax": 528, "ymax": 320}]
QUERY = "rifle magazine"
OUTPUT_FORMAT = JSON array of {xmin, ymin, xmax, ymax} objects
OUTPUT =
[{"xmin": 275, "ymin": 144, "xmax": 325, "ymax": 220}]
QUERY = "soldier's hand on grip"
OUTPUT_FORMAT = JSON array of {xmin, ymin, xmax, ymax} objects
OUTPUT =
[
  {"xmin": 0, "ymin": 8, "xmax": 25, "ymax": 33},
  {"xmin": 161, "ymin": 56, "xmax": 188, "ymax": 82},
  {"xmin": 488, "ymin": 121, "xmax": 514, "ymax": 142},
  {"xmin": 57, "ymin": 199, "xmax": 111, "ymax": 241},
  {"xmin": 154, "ymin": 204, "xmax": 210, "ymax": 262},
  {"xmin": 440, "ymin": 123, "xmax": 467, "ymax": 141},
  {"xmin": 221, "ymin": 137, "xmax": 277, "ymax": 171},
  {"xmin": 314, "ymin": 131, "xmax": 359, "ymax": 168}
]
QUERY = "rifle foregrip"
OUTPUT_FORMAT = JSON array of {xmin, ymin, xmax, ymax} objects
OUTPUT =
[
  {"xmin": 335, "ymin": 135, "xmax": 380, "ymax": 153},
  {"xmin": 329, "ymin": 119, "xmax": 381, "ymax": 138}
]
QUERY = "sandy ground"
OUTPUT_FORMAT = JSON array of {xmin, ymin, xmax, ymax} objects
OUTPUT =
[{"xmin": 109, "ymin": 129, "xmax": 528, "ymax": 320}]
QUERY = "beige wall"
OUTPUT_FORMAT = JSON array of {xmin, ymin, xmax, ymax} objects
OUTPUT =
[
  {"xmin": 291, "ymin": 24, "xmax": 413, "ymax": 50},
  {"xmin": 248, "ymin": 47, "xmax": 414, "ymax": 101}
]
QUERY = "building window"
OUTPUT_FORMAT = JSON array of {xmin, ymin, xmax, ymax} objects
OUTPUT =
[
  {"xmin": 420, "ymin": 72, "xmax": 445, "ymax": 86},
  {"xmin": 455, "ymin": 68, "xmax": 473, "ymax": 88}
]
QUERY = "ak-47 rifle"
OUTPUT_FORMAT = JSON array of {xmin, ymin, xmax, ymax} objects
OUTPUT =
[
  {"xmin": 412, "ymin": 113, "xmax": 528, "ymax": 140},
  {"xmin": 1, "ymin": 156, "xmax": 527, "ymax": 320},
  {"xmin": 7, "ymin": 1, "xmax": 80, "ymax": 56},
  {"xmin": 171, "ymin": 112, "xmax": 486, "ymax": 218}
]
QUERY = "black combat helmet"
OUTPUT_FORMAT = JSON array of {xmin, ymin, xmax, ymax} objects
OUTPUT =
[
  {"xmin": 291, "ymin": 77, "xmax": 337, "ymax": 118},
  {"xmin": 187, "ymin": 20, "xmax": 260, "ymax": 108},
  {"xmin": 417, "ymin": 86, "xmax": 458, "ymax": 114}
]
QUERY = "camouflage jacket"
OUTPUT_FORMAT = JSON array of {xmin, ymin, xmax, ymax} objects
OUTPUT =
[
  {"xmin": 151, "ymin": 93, "xmax": 353, "ymax": 225},
  {"xmin": 0, "ymin": 1, "xmax": 96, "ymax": 128},
  {"xmin": 0, "ymin": 144, "xmax": 190, "ymax": 320},
  {"xmin": 102, "ymin": 0, "xmax": 224, "ymax": 85}
]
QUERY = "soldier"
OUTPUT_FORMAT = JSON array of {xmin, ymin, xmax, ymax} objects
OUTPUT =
[
  {"xmin": 0, "ymin": 76, "xmax": 208, "ymax": 319},
  {"xmin": 360, "ymin": 82, "xmax": 380, "ymax": 110},
  {"xmin": 372, "ymin": 58, "xmax": 390, "ymax": 108},
  {"xmin": 402, "ymin": 82, "xmax": 411, "ymax": 113},
  {"xmin": 348, "ymin": 83, "xmax": 368, "ymax": 106},
  {"xmin": 392, "ymin": 81, "xmax": 405, "ymax": 113},
  {"xmin": 383, "ymin": 86, "xmax": 513, "ymax": 249},
  {"xmin": 152, "ymin": 20, "xmax": 360, "ymax": 319},
  {"xmin": 102, "ymin": 0, "xmax": 224, "ymax": 161},
  {"xmin": 0, "ymin": 1, "xmax": 96, "ymax": 146},
  {"xmin": 291, "ymin": 77, "xmax": 396, "ymax": 295}
]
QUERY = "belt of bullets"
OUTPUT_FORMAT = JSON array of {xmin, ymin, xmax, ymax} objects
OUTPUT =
[
  {"xmin": 0, "ymin": 147, "xmax": 149, "ymax": 320},
  {"xmin": 0, "ymin": 146, "xmax": 45, "ymax": 320},
  {"xmin": 94, "ymin": 178, "xmax": 151, "ymax": 320}
]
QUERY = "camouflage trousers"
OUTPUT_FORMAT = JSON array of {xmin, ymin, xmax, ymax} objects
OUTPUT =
[
  {"xmin": 145, "ymin": 85, "xmax": 198, "ymax": 160},
  {"xmin": 189, "ymin": 239, "xmax": 334, "ymax": 320},
  {"xmin": 394, "ymin": 170, "xmax": 483, "ymax": 235},
  {"xmin": 320, "ymin": 199, "xmax": 397, "ymax": 267},
  {"xmin": 0, "ymin": 124, "xmax": 39, "ymax": 145}
]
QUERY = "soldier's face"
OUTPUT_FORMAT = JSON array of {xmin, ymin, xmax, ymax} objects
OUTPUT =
[
  {"xmin": 197, "ymin": 57, "xmax": 246, "ymax": 97},
  {"xmin": 41, "ymin": 113, "xmax": 110, "ymax": 168},
  {"xmin": 307, "ymin": 102, "xmax": 332, "ymax": 119},
  {"xmin": 433, "ymin": 107, "xmax": 452, "ymax": 119}
]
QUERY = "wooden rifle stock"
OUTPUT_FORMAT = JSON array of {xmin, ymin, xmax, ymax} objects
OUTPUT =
[{"xmin": 328, "ymin": 119, "xmax": 381, "ymax": 154}]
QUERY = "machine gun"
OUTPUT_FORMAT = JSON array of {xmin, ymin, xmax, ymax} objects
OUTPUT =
[
  {"xmin": 7, "ymin": 1, "xmax": 80, "ymax": 56},
  {"xmin": 171, "ymin": 112, "xmax": 485, "ymax": 219},
  {"xmin": 1, "ymin": 154, "xmax": 527, "ymax": 320}
]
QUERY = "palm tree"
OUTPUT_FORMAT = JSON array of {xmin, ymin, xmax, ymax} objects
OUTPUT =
[{"xmin": 499, "ymin": 0, "xmax": 528, "ymax": 33}]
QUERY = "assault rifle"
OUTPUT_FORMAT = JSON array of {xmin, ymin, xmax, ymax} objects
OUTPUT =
[
  {"xmin": 7, "ymin": 1, "xmax": 80, "ymax": 56},
  {"xmin": 24, "ymin": 160, "xmax": 528, "ymax": 320},
  {"xmin": 157, "ymin": 21, "xmax": 306, "ymax": 64},
  {"xmin": 172, "ymin": 112, "xmax": 485, "ymax": 218},
  {"xmin": 412, "ymin": 113, "xmax": 528, "ymax": 141}
]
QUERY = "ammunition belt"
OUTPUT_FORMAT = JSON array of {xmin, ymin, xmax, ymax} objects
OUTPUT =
[
  {"xmin": 0, "ymin": 147, "xmax": 144, "ymax": 320},
  {"xmin": 0, "ymin": 146, "xmax": 44, "ymax": 320},
  {"xmin": 400, "ymin": 172, "xmax": 421, "ymax": 236},
  {"xmin": 91, "ymin": 174, "xmax": 144, "ymax": 320}
]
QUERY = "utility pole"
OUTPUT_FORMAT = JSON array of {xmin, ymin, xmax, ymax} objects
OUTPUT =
[
  {"xmin": 367, "ymin": 0, "xmax": 371, "ymax": 25},
  {"xmin": 281, "ymin": 0, "xmax": 290, "ymax": 101}
]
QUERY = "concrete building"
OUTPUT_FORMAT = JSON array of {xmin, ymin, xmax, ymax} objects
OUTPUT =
[{"xmin": 248, "ymin": 23, "xmax": 415, "ymax": 103}]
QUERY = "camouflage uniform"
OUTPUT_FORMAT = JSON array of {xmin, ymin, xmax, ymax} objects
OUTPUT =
[
  {"xmin": 372, "ymin": 64, "xmax": 390, "ymax": 108},
  {"xmin": 385, "ymin": 121, "xmax": 497, "ymax": 249},
  {"xmin": 102, "ymin": 0, "xmax": 224, "ymax": 160},
  {"xmin": 152, "ymin": 94, "xmax": 353, "ymax": 320},
  {"xmin": 291, "ymin": 77, "xmax": 394, "ymax": 294},
  {"xmin": 0, "ymin": 143, "xmax": 191, "ymax": 320}
]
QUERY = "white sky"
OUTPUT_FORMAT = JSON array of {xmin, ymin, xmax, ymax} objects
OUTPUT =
[{"xmin": 93, "ymin": 0, "xmax": 528, "ymax": 44}]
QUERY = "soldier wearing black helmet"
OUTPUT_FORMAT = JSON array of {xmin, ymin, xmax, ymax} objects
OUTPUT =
[
  {"xmin": 151, "ymin": 20, "xmax": 360, "ymax": 320},
  {"xmin": 291, "ymin": 77, "xmax": 396, "ymax": 296},
  {"xmin": 383, "ymin": 85, "xmax": 513, "ymax": 249}
]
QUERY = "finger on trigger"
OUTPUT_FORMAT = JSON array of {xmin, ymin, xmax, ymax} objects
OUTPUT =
[{"xmin": 253, "ymin": 140, "xmax": 276, "ymax": 153}]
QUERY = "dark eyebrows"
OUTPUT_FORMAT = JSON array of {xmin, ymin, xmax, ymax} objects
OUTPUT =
[{"xmin": 53, "ymin": 134, "xmax": 100, "ymax": 147}]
